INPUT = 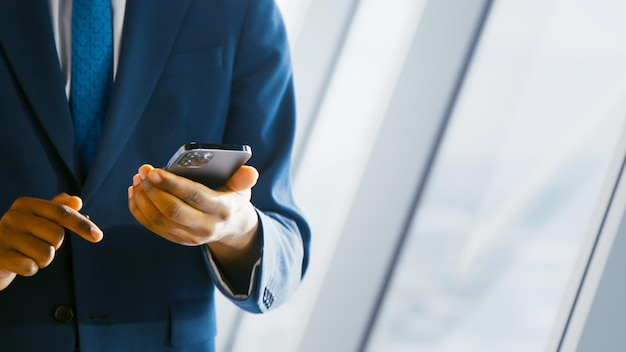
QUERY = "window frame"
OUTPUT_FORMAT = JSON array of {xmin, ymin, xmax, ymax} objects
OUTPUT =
[{"xmin": 297, "ymin": 0, "xmax": 494, "ymax": 350}]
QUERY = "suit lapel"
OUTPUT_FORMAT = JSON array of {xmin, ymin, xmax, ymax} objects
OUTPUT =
[
  {"xmin": 82, "ymin": 0, "xmax": 193, "ymax": 202},
  {"xmin": 0, "ymin": 1, "xmax": 80, "ymax": 183}
]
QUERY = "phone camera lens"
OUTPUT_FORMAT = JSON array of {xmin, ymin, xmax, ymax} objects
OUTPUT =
[{"xmin": 180, "ymin": 151, "xmax": 213, "ymax": 167}]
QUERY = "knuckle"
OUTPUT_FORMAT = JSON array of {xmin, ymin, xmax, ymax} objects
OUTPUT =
[
  {"xmin": 163, "ymin": 203, "xmax": 183, "ymax": 220},
  {"xmin": 56, "ymin": 204, "xmax": 72, "ymax": 218},
  {"xmin": 142, "ymin": 181, "xmax": 154, "ymax": 193},
  {"xmin": 53, "ymin": 228, "xmax": 66, "ymax": 249},
  {"xmin": 37, "ymin": 248, "xmax": 56, "ymax": 268},
  {"xmin": 21, "ymin": 261, "xmax": 39, "ymax": 277},
  {"xmin": 203, "ymin": 201, "xmax": 228, "ymax": 221},
  {"xmin": 201, "ymin": 223, "xmax": 217, "ymax": 238},
  {"xmin": 0, "ymin": 216, "xmax": 12, "ymax": 233},
  {"xmin": 219, "ymin": 208, "xmax": 231, "ymax": 221},
  {"xmin": 76, "ymin": 219, "xmax": 92, "ymax": 233},
  {"xmin": 149, "ymin": 214, "xmax": 165, "ymax": 227},
  {"xmin": 184, "ymin": 190, "xmax": 202, "ymax": 205},
  {"xmin": 158, "ymin": 174, "xmax": 177, "ymax": 192},
  {"xmin": 203, "ymin": 202, "xmax": 219, "ymax": 217},
  {"xmin": 13, "ymin": 197, "xmax": 28, "ymax": 208}
]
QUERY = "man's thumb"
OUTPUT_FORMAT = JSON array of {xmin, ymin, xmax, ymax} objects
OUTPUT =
[
  {"xmin": 226, "ymin": 165, "xmax": 259, "ymax": 192},
  {"xmin": 52, "ymin": 193, "xmax": 83, "ymax": 211}
]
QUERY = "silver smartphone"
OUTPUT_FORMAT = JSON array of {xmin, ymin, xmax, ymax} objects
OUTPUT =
[{"xmin": 165, "ymin": 142, "xmax": 252, "ymax": 188}]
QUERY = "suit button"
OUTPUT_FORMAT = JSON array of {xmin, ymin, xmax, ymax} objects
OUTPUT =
[
  {"xmin": 54, "ymin": 305, "xmax": 74, "ymax": 324},
  {"xmin": 262, "ymin": 287, "xmax": 274, "ymax": 309}
]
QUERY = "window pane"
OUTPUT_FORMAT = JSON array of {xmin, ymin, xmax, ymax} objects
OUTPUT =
[
  {"xmin": 274, "ymin": 0, "xmax": 311, "ymax": 43},
  {"xmin": 367, "ymin": 0, "xmax": 626, "ymax": 351}
]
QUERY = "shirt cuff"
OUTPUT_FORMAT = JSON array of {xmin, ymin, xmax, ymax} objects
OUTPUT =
[{"xmin": 204, "ymin": 245, "xmax": 261, "ymax": 299}]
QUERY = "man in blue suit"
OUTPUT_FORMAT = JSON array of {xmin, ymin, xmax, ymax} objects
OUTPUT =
[{"xmin": 0, "ymin": 0, "xmax": 310, "ymax": 350}]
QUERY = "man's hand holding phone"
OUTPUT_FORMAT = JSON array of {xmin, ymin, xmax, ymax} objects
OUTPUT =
[
  {"xmin": 128, "ymin": 163, "xmax": 260, "ymax": 247},
  {"xmin": 127, "ymin": 144, "xmax": 262, "ymax": 292}
]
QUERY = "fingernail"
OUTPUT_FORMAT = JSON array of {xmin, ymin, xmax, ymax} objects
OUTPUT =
[
  {"xmin": 128, "ymin": 186, "xmax": 134, "ymax": 199},
  {"xmin": 138, "ymin": 168, "xmax": 149, "ymax": 180},
  {"xmin": 91, "ymin": 227, "xmax": 104, "ymax": 241},
  {"xmin": 133, "ymin": 174, "xmax": 141, "ymax": 187},
  {"xmin": 149, "ymin": 170, "xmax": 162, "ymax": 183}
]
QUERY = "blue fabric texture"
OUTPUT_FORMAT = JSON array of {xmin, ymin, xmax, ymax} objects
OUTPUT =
[
  {"xmin": 70, "ymin": 0, "xmax": 113, "ymax": 174},
  {"xmin": 0, "ymin": 0, "xmax": 310, "ymax": 350}
]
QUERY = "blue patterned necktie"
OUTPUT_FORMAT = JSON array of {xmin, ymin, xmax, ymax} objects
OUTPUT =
[{"xmin": 70, "ymin": 0, "xmax": 113, "ymax": 175}]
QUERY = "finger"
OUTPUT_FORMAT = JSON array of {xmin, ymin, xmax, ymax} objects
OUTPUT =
[
  {"xmin": 4, "ymin": 209, "xmax": 65, "ymax": 250},
  {"xmin": 129, "ymin": 177, "xmax": 219, "ymax": 245},
  {"xmin": 128, "ymin": 195, "xmax": 152, "ymax": 230},
  {"xmin": 128, "ymin": 191, "xmax": 201, "ymax": 245},
  {"xmin": 146, "ymin": 168, "xmax": 229, "ymax": 219},
  {"xmin": 6, "ymin": 232, "xmax": 56, "ymax": 269},
  {"xmin": 129, "ymin": 178, "xmax": 166, "ymax": 228},
  {"xmin": 24, "ymin": 198, "xmax": 102, "ymax": 243},
  {"xmin": 0, "ymin": 251, "xmax": 40, "ymax": 277},
  {"xmin": 52, "ymin": 193, "xmax": 83, "ymax": 211},
  {"xmin": 225, "ymin": 165, "xmax": 259, "ymax": 192},
  {"xmin": 49, "ymin": 194, "xmax": 101, "ymax": 242},
  {"xmin": 138, "ymin": 164, "xmax": 155, "ymax": 184},
  {"xmin": 129, "ymin": 179, "xmax": 188, "ymax": 236}
]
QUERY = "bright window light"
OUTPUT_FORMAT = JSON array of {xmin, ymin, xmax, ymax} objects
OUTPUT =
[{"xmin": 367, "ymin": 0, "xmax": 626, "ymax": 351}]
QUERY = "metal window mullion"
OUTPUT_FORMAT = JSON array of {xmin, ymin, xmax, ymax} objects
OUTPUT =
[
  {"xmin": 554, "ymin": 124, "xmax": 626, "ymax": 351},
  {"xmin": 297, "ymin": 0, "xmax": 495, "ymax": 351}
]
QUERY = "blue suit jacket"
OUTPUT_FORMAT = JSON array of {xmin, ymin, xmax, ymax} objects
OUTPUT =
[{"xmin": 0, "ymin": 0, "xmax": 310, "ymax": 350}]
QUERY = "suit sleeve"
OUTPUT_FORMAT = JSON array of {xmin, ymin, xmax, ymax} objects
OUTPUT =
[{"xmin": 205, "ymin": 0, "xmax": 311, "ymax": 313}]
